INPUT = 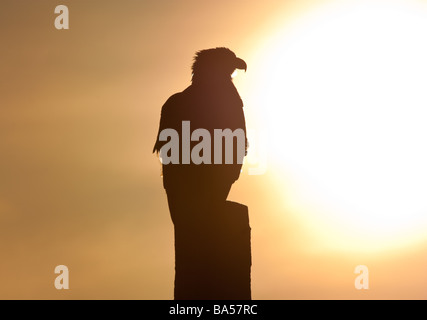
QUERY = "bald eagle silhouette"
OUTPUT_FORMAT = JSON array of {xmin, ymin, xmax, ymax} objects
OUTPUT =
[{"xmin": 153, "ymin": 47, "xmax": 248, "ymax": 224}]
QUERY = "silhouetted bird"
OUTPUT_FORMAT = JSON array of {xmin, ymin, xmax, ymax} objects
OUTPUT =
[
  {"xmin": 153, "ymin": 47, "xmax": 248, "ymax": 224},
  {"xmin": 153, "ymin": 47, "xmax": 249, "ymax": 299}
]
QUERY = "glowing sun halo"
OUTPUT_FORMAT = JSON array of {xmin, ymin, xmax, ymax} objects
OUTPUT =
[{"xmin": 248, "ymin": 0, "xmax": 427, "ymax": 252}]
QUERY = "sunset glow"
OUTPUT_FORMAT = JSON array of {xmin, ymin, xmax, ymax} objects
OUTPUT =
[
  {"xmin": 246, "ymin": 0, "xmax": 427, "ymax": 252},
  {"xmin": 3, "ymin": 0, "xmax": 427, "ymax": 300}
]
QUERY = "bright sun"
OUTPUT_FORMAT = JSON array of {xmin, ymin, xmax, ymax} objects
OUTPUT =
[{"xmin": 246, "ymin": 0, "xmax": 427, "ymax": 252}]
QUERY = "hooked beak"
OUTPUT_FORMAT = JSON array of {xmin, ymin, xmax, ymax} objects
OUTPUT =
[{"xmin": 235, "ymin": 57, "xmax": 247, "ymax": 72}]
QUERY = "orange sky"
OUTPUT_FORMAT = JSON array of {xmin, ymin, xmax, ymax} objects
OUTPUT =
[{"xmin": 1, "ymin": 0, "xmax": 427, "ymax": 299}]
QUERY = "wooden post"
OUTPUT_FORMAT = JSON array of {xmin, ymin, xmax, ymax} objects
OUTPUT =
[{"xmin": 174, "ymin": 201, "xmax": 251, "ymax": 300}]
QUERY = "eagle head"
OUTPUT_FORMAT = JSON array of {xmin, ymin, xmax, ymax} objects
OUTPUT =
[{"xmin": 191, "ymin": 47, "xmax": 247, "ymax": 83}]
